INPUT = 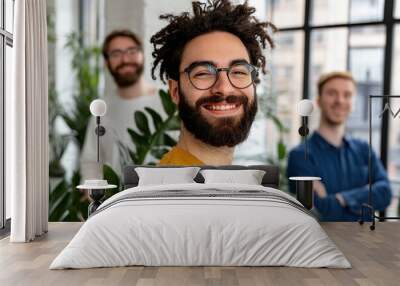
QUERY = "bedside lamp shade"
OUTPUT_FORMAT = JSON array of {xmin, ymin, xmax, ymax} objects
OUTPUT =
[
  {"xmin": 90, "ymin": 99, "xmax": 107, "ymax": 117},
  {"xmin": 297, "ymin": 99, "xmax": 314, "ymax": 138},
  {"xmin": 297, "ymin": 99, "xmax": 314, "ymax": 117}
]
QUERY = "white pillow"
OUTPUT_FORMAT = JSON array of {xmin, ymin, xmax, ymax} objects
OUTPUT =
[
  {"xmin": 200, "ymin": 169, "xmax": 266, "ymax": 185},
  {"xmin": 135, "ymin": 167, "xmax": 201, "ymax": 186}
]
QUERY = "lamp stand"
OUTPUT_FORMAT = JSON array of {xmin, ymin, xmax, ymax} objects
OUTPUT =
[
  {"xmin": 88, "ymin": 116, "xmax": 107, "ymax": 215},
  {"xmin": 298, "ymin": 116, "xmax": 309, "ymax": 160},
  {"xmin": 95, "ymin": 116, "xmax": 106, "ymax": 163},
  {"xmin": 88, "ymin": 189, "xmax": 105, "ymax": 216},
  {"xmin": 359, "ymin": 95, "xmax": 400, "ymax": 231}
]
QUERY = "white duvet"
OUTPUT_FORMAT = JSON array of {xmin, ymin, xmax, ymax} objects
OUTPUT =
[{"xmin": 50, "ymin": 183, "xmax": 351, "ymax": 269}]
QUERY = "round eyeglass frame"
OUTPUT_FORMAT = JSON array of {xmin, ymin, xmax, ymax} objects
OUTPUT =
[
  {"xmin": 107, "ymin": 46, "xmax": 142, "ymax": 61},
  {"xmin": 180, "ymin": 62, "xmax": 259, "ymax": 90}
]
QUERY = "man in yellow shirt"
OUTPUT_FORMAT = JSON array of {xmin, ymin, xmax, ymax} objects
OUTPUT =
[{"xmin": 151, "ymin": 0, "xmax": 275, "ymax": 166}]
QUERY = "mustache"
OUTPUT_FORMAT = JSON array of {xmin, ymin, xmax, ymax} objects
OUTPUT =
[
  {"xmin": 195, "ymin": 95, "xmax": 248, "ymax": 110},
  {"xmin": 115, "ymin": 63, "xmax": 140, "ymax": 72}
]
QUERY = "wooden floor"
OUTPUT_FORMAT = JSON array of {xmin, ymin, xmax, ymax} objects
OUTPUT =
[{"xmin": 0, "ymin": 222, "xmax": 399, "ymax": 286}]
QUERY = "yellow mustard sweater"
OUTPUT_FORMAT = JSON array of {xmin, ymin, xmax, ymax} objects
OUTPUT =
[{"xmin": 158, "ymin": 146, "xmax": 204, "ymax": 166}]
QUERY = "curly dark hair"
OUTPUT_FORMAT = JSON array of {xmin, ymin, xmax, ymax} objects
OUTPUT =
[{"xmin": 150, "ymin": 0, "xmax": 276, "ymax": 83}]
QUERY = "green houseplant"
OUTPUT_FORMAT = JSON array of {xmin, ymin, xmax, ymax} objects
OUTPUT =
[
  {"xmin": 118, "ymin": 89, "xmax": 180, "ymax": 166},
  {"xmin": 48, "ymin": 31, "xmax": 180, "ymax": 220},
  {"xmin": 103, "ymin": 89, "xmax": 181, "ymax": 198},
  {"xmin": 48, "ymin": 32, "xmax": 100, "ymax": 221}
]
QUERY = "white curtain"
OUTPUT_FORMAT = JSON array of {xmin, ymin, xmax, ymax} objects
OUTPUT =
[{"xmin": 7, "ymin": 0, "xmax": 49, "ymax": 242}]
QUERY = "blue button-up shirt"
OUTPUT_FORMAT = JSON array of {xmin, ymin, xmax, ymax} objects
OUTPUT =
[{"xmin": 286, "ymin": 132, "xmax": 392, "ymax": 221}]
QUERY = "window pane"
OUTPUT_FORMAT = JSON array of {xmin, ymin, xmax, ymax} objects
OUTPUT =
[
  {"xmin": 5, "ymin": 0, "xmax": 14, "ymax": 33},
  {"xmin": 348, "ymin": 26, "xmax": 385, "ymax": 149},
  {"xmin": 5, "ymin": 43, "xmax": 12, "ymax": 220},
  {"xmin": 396, "ymin": 0, "xmax": 400, "ymax": 18},
  {"xmin": 268, "ymin": 0, "xmax": 305, "ymax": 29},
  {"xmin": 309, "ymin": 26, "xmax": 385, "ymax": 153},
  {"xmin": 235, "ymin": 31, "xmax": 304, "ymax": 169},
  {"xmin": 310, "ymin": 28, "xmax": 349, "ymax": 99},
  {"xmin": 271, "ymin": 31, "xmax": 304, "ymax": 149},
  {"xmin": 388, "ymin": 25, "xmax": 400, "ymax": 216},
  {"xmin": 0, "ymin": 0, "xmax": 3, "ymax": 29},
  {"xmin": 312, "ymin": 0, "xmax": 384, "ymax": 26},
  {"xmin": 0, "ymin": 37, "xmax": 3, "ymax": 228}
]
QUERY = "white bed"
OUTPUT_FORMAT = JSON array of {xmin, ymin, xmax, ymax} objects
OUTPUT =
[{"xmin": 50, "ymin": 183, "xmax": 351, "ymax": 269}]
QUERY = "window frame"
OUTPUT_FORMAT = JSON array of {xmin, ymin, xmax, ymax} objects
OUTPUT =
[
  {"xmin": 272, "ymin": 0, "xmax": 398, "ymax": 216},
  {"xmin": 0, "ymin": 0, "xmax": 13, "ymax": 232},
  {"xmin": 275, "ymin": 0, "xmax": 397, "ymax": 171}
]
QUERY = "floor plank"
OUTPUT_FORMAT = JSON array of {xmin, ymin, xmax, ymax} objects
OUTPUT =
[{"xmin": 0, "ymin": 222, "xmax": 399, "ymax": 286}]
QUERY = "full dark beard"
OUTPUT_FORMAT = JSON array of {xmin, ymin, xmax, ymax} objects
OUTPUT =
[
  {"xmin": 178, "ymin": 85, "xmax": 258, "ymax": 147},
  {"xmin": 109, "ymin": 63, "xmax": 144, "ymax": 87}
]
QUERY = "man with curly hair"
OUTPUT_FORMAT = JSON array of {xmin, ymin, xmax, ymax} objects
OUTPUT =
[{"xmin": 151, "ymin": 0, "xmax": 275, "ymax": 165}]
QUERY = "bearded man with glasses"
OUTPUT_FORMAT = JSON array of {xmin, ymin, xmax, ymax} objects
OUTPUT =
[
  {"xmin": 151, "ymin": 0, "xmax": 276, "ymax": 166},
  {"xmin": 80, "ymin": 30, "xmax": 164, "ymax": 180}
]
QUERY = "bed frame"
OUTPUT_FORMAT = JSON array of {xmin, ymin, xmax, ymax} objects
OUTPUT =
[{"xmin": 122, "ymin": 165, "xmax": 280, "ymax": 190}]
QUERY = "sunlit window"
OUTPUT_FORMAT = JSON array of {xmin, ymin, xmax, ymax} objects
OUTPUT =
[
  {"xmin": 1, "ymin": 0, "xmax": 15, "ymax": 230},
  {"xmin": 266, "ymin": 0, "xmax": 399, "ymax": 216}
]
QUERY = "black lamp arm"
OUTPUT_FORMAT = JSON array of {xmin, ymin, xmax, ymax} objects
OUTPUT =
[{"xmin": 94, "ymin": 116, "xmax": 106, "ymax": 163}]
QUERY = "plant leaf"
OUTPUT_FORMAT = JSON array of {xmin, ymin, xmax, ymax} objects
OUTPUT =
[
  {"xmin": 134, "ymin": 111, "xmax": 151, "ymax": 136},
  {"xmin": 103, "ymin": 164, "xmax": 120, "ymax": 188},
  {"xmin": 166, "ymin": 115, "xmax": 181, "ymax": 130},
  {"xmin": 150, "ymin": 147, "xmax": 170, "ymax": 159},
  {"xmin": 49, "ymin": 179, "xmax": 68, "ymax": 205},
  {"xmin": 128, "ymin": 149, "xmax": 139, "ymax": 164},
  {"xmin": 159, "ymin": 89, "xmax": 176, "ymax": 116},
  {"xmin": 49, "ymin": 190, "xmax": 70, "ymax": 221},
  {"xmin": 145, "ymin": 107, "xmax": 163, "ymax": 129},
  {"xmin": 127, "ymin": 128, "xmax": 148, "ymax": 146},
  {"xmin": 277, "ymin": 141, "xmax": 287, "ymax": 161},
  {"xmin": 163, "ymin": 133, "xmax": 177, "ymax": 147}
]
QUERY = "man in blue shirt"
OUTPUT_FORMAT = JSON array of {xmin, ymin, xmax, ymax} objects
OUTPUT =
[{"xmin": 287, "ymin": 71, "xmax": 392, "ymax": 221}]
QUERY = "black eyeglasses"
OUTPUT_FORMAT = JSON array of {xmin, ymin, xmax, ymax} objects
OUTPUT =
[
  {"xmin": 108, "ymin": 47, "xmax": 141, "ymax": 60},
  {"xmin": 180, "ymin": 62, "xmax": 258, "ymax": 90}
]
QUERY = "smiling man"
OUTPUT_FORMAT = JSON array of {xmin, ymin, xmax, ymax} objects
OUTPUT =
[
  {"xmin": 287, "ymin": 71, "xmax": 392, "ymax": 221},
  {"xmin": 150, "ymin": 0, "xmax": 275, "ymax": 165},
  {"xmin": 81, "ymin": 30, "xmax": 163, "ymax": 179}
]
